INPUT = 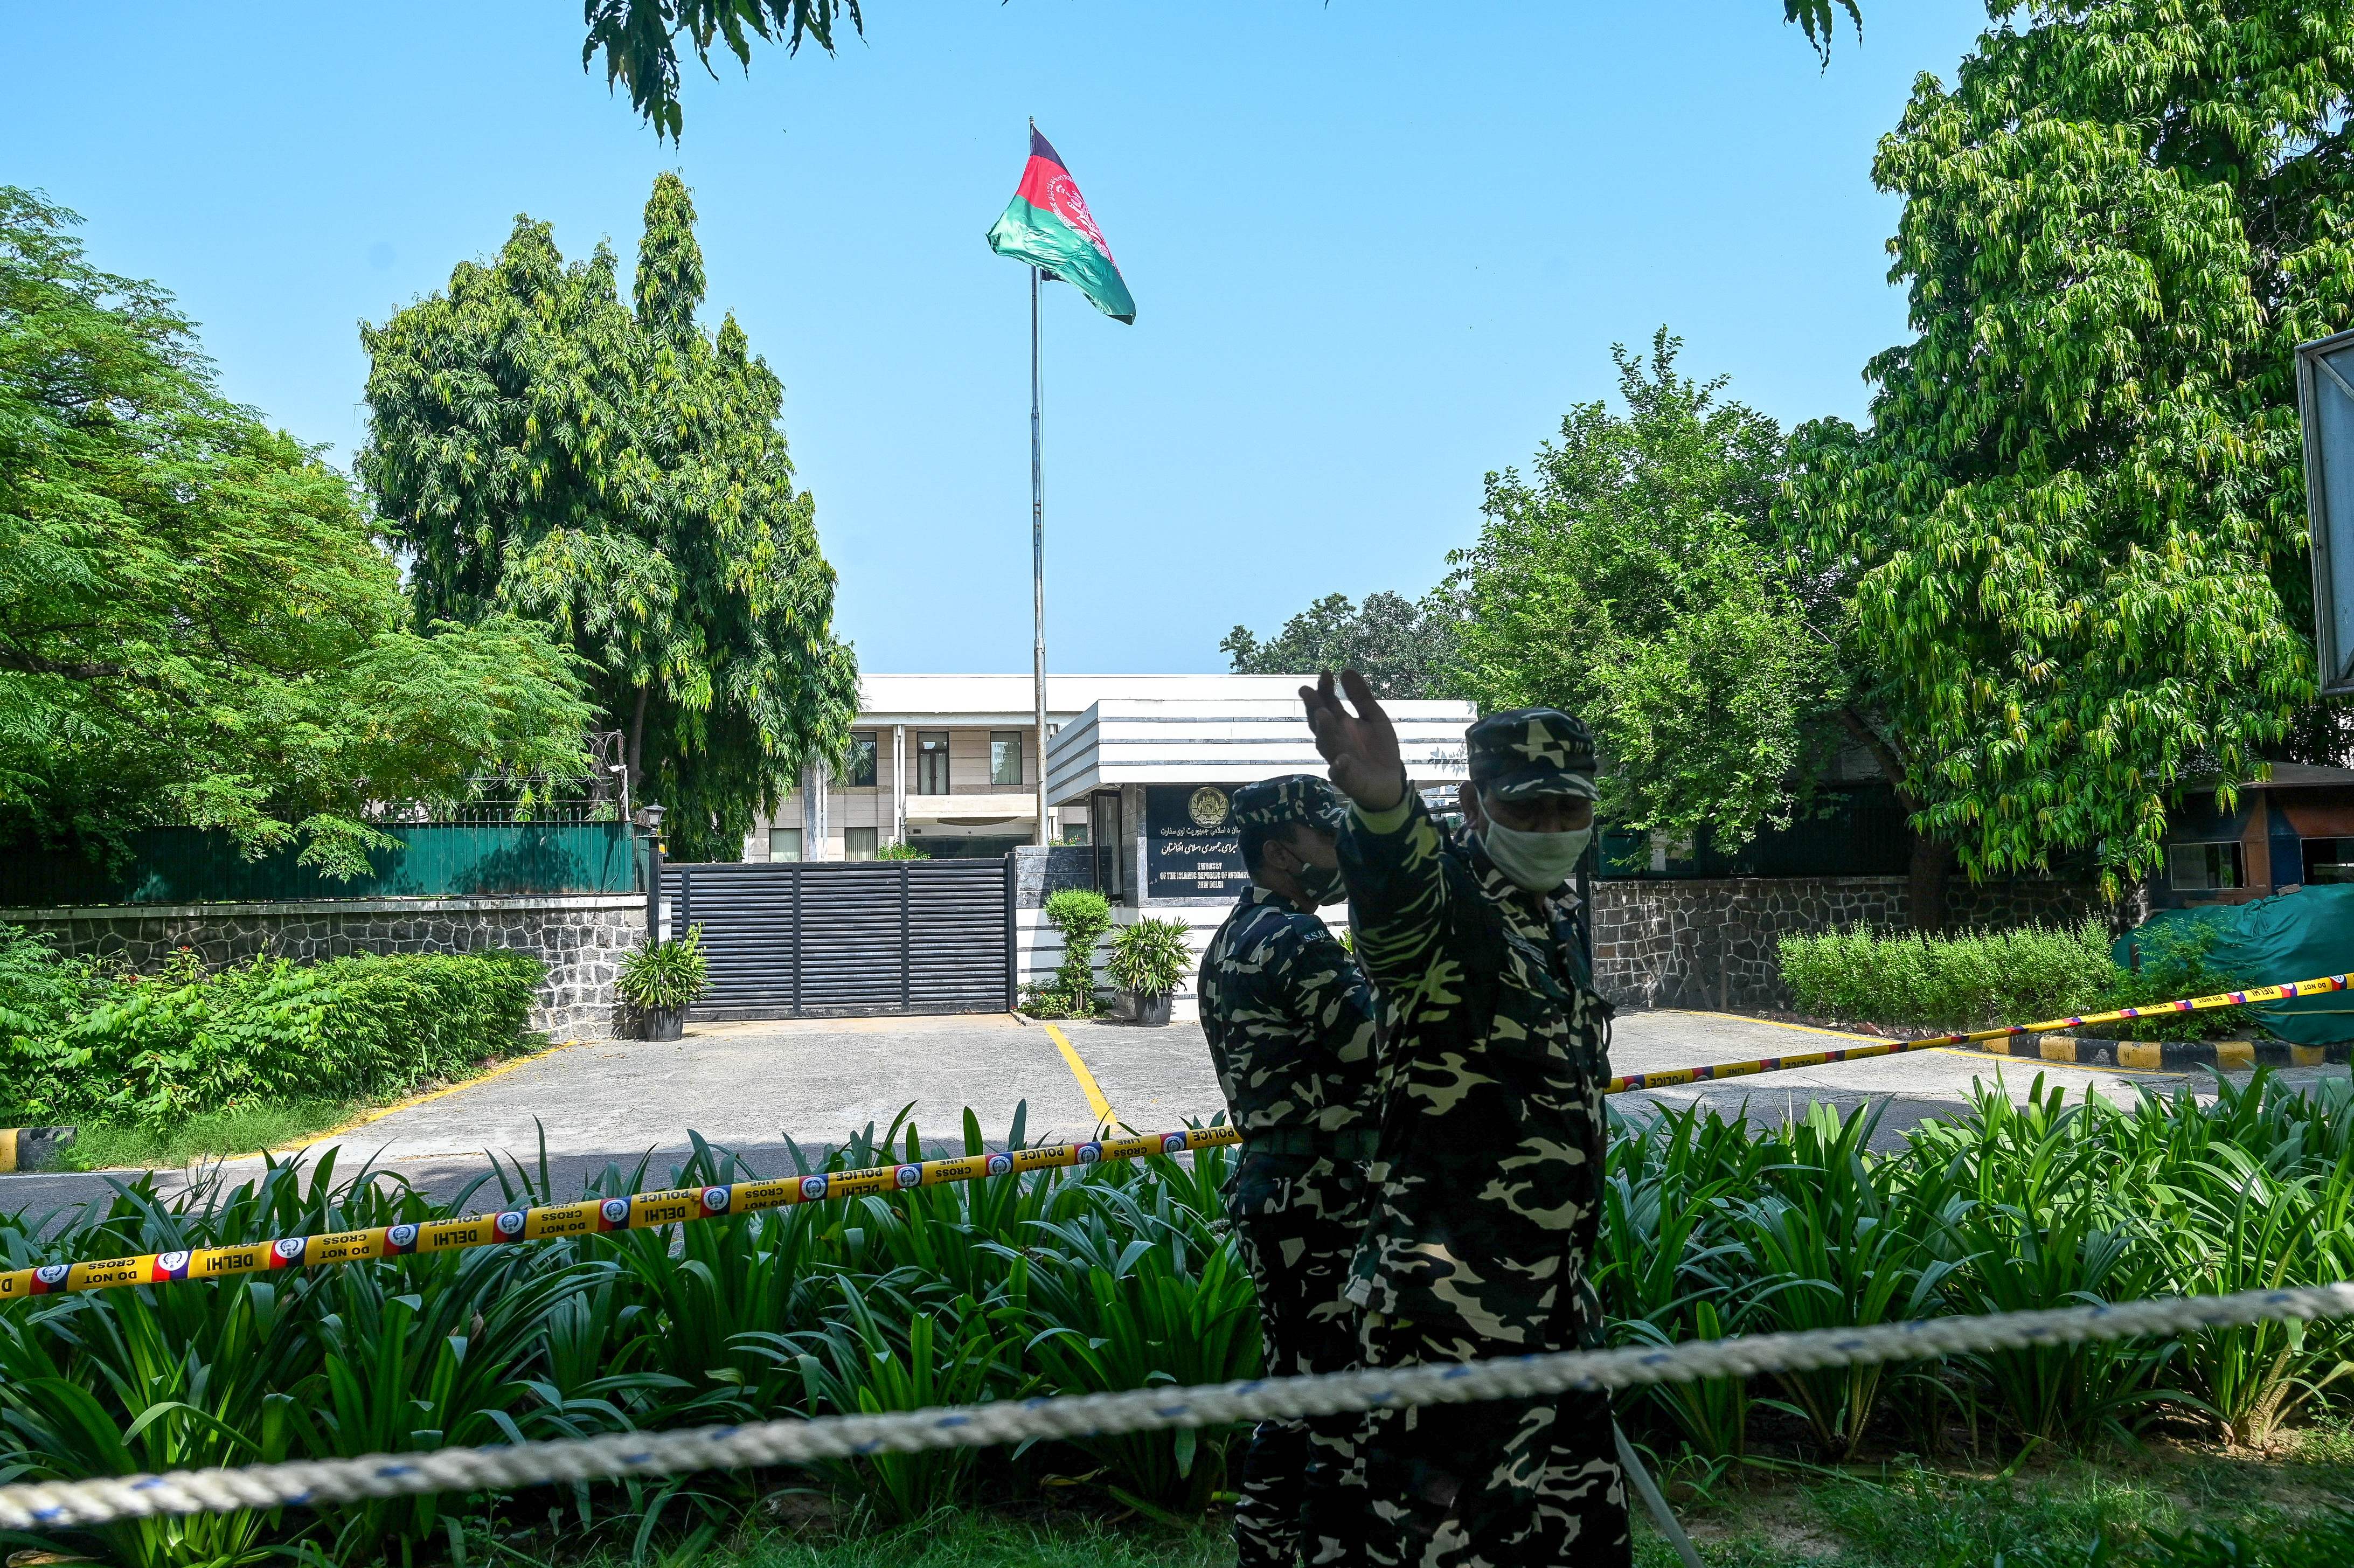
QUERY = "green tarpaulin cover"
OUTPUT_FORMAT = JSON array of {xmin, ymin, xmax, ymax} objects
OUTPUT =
[{"xmin": 2115, "ymin": 885, "xmax": 2354, "ymax": 1045}]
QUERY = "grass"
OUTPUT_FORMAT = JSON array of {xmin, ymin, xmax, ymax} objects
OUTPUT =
[
  {"xmin": 604, "ymin": 1515, "xmax": 1230, "ymax": 1568},
  {"xmin": 51, "ymin": 1039, "xmax": 558, "ymax": 1170},
  {"xmin": 57, "ymin": 1097, "xmax": 365, "ymax": 1170},
  {"xmin": 535, "ymin": 1431, "xmax": 2354, "ymax": 1568},
  {"xmin": 1628, "ymin": 1421, "xmax": 2354, "ymax": 1566}
]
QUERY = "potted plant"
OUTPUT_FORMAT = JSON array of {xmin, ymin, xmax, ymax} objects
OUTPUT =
[
  {"xmin": 617, "ymin": 923, "xmax": 707, "ymax": 1040},
  {"xmin": 1106, "ymin": 917, "xmax": 1192, "ymax": 1027}
]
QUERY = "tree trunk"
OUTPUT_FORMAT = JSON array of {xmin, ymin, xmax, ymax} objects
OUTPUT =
[
  {"xmin": 626, "ymin": 685, "xmax": 650, "ymax": 796},
  {"xmin": 1908, "ymin": 834, "xmax": 1956, "ymax": 934}
]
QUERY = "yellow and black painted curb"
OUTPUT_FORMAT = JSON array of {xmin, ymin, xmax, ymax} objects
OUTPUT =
[
  {"xmin": 1607, "ymin": 974, "xmax": 2352, "ymax": 1094},
  {"xmin": 1964, "ymin": 1035, "xmax": 2351, "ymax": 1072},
  {"xmin": 0, "ymin": 1127, "xmax": 76, "ymax": 1175},
  {"xmin": 0, "ymin": 1126, "xmax": 1244, "ymax": 1305}
]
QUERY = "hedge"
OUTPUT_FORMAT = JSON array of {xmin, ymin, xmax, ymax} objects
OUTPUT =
[{"xmin": 0, "ymin": 926, "xmax": 543, "ymax": 1128}]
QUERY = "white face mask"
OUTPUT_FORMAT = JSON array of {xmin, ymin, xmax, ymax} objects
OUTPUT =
[{"xmin": 1478, "ymin": 804, "xmax": 1593, "ymax": 894}]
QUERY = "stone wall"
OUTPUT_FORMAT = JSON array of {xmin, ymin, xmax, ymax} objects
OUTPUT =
[
  {"xmin": 1589, "ymin": 875, "xmax": 2109, "ymax": 1012},
  {"xmin": 2, "ymin": 895, "xmax": 646, "ymax": 1038}
]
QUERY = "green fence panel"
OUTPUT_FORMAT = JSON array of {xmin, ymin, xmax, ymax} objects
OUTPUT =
[{"xmin": 0, "ymin": 824, "xmax": 643, "ymax": 906}]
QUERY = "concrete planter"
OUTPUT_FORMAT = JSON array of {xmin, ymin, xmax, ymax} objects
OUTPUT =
[{"xmin": 626, "ymin": 1005, "xmax": 688, "ymax": 1041}]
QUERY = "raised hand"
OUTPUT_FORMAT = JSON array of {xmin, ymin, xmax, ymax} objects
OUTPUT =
[{"xmin": 1299, "ymin": 669, "xmax": 1406, "ymax": 811}]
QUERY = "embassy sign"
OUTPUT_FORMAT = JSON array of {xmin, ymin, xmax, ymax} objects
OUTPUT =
[
  {"xmin": 1144, "ymin": 785, "xmax": 1245, "ymax": 900},
  {"xmin": 2295, "ymin": 330, "xmax": 2354, "ymax": 696}
]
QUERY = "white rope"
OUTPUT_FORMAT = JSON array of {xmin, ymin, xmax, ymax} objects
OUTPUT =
[{"xmin": 5, "ymin": 1279, "xmax": 2349, "ymax": 1529}]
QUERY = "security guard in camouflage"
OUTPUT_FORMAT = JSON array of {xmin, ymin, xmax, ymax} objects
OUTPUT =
[
  {"xmin": 1199, "ymin": 773, "xmax": 1381, "ymax": 1568},
  {"xmin": 1299, "ymin": 673, "xmax": 1630, "ymax": 1568}
]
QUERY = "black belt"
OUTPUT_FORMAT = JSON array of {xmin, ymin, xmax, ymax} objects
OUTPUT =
[{"xmin": 1244, "ymin": 1128, "xmax": 1379, "ymax": 1160}]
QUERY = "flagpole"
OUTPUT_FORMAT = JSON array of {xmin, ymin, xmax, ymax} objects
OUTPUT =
[{"xmin": 1031, "ymin": 262, "xmax": 1050, "ymax": 850}]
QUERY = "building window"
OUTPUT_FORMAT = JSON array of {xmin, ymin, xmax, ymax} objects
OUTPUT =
[
  {"xmin": 1090, "ymin": 792, "xmax": 1124, "ymax": 900},
  {"xmin": 846, "ymin": 732, "xmax": 878, "ymax": 788},
  {"xmin": 844, "ymin": 827, "xmax": 879, "ymax": 861},
  {"xmin": 917, "ymin": 731, "xmax": 950, "ymax": 795},
  {"xmin": 991, "ymin": 731, "xmax": 1023, "ymax": 787},
  {"xmin": 2168, "ymin": 841, "xmax": 2243, "ymax": 892},
  {"xmin": 767, "ymin": 827, "xmax": 803, "ymax": 863},
  {"xmin": 2306, "ymin": 837, "xmax": 2354, "ymax": 884}
]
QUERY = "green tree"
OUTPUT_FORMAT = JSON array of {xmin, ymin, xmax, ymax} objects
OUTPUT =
[
  {"xmin": 1786, "ymin": 0, "xmax": 2354, "ymax": 903},
  {"xmin": 1452, "ymin": 331, "xmax": 1842, "ymax": 852},
  {"xmin": 360, "ymin": 174, "xmax": 859, "ymax": 863},
  {"xmin": 1221, "ymin": 589, "xmax": 1461, "ymax": 699},
  {"xmin": 0, "ymin": 188, "xmax": 594, "ymax": 873},
  {"xmin": 582, "ymin": 2, "xmax": 1863, "ymax": 140}
]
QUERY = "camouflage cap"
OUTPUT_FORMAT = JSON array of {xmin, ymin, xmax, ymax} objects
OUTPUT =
[
  {"xmin": 1466, "ymin": 708, "xmax": 1600, "ymax": 802},
  {"xmin": 1228, "ymin": 774, "xmax": 1346, "ymax": 834}
]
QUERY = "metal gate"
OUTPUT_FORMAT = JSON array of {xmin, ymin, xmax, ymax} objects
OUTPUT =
[{"xmin": 659, "ymin": 858, "xmax": 1014, "ymax": 1019}]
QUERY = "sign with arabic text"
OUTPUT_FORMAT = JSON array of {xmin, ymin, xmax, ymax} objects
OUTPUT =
[{"xmin": 1144, "ymin": 785, "xmax": 1245, "ymax": 900}]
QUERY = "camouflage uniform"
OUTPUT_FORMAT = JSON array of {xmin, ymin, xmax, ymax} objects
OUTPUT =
[
  {"xmin": 1200, "ymin": 775, "xmax": 1381, "ymax": 1568},
  {"xmin": 1337, "ymin": 711, "xmax": 1629, "ymax": 1568}
]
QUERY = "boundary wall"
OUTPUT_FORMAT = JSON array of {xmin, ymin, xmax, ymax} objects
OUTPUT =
[
  {"xmin": 1016, "ymin": 850, "xmax": 2107, "ymax": 1019},
  {"xmin": 0, "ymin": 894, "xmax": 645, "ymax": 1037},
  {"xmin": 1592, "ymin": 875, "xmax": 2108, "ymax": 1011}
]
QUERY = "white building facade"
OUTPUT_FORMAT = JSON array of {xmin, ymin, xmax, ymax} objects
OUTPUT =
[{"xmin": 746, "ymin": 674, "xmax": 1320, "ymax": 864}]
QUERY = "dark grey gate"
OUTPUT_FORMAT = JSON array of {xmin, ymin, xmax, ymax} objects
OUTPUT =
[{"xmin": 659, "ymin": 858, "xmax": 1015, "ymax": 1019}]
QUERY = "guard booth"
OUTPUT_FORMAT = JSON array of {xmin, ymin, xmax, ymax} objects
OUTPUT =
[{"xmin": 1039, "ymin": 696, "xmax": 1474, "ymax": 1018}]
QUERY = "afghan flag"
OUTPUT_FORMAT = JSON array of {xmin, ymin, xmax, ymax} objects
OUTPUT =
[{"xmin": 987, "ymin": 126, "xmax": 1135, "ymax": 324}]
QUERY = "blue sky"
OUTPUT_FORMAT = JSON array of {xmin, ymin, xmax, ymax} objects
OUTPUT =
[{"xmin": 11, "ymin": 2, "xmax": 1991, "ymax": 675}]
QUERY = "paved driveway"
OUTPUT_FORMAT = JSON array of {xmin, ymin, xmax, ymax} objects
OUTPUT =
[{"xmin": 4, "ymin": 1008, "xmax": 2338, "ymax": 1219}]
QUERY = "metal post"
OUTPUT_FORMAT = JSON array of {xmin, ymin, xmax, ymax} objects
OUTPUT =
[
  {"xmin": 644, "ymin": 834, "xmax": 662, "ymax": 947},
  {"xmin": 1031, "ymin": 263, "xmax": 1051, "ymax": 849}
]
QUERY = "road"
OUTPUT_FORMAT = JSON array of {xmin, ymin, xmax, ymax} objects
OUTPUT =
[{"xmin": 4, "ymin": 1008, "xmax": 2339, "ymax": 1219}]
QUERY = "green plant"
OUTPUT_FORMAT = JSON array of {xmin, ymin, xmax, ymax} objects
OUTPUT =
[
  {"xmin": 1, "ymin": 939, "xmax": 544, "ymax": 1129},
  {"xmin": 1106, "ymin": 918, "xmax": 1191, "ymax": 998},
  {"xmin": 873, "ymin": 840, "xmax": 930, "ymax": 860},
  {"xmin": 2106, "ymin": 926, "xmax": 2256, "ymax": 1042},
  {"xmin": 1778, "ymin": 920, "xmax": 2117, "ymax": 1031},
  {"xmin": 617, "ymin": 925, "xmax": 709, "ymax": 1010},
  {"xmin": 1039, "ymin": 889, "xmax": 1112, "ymax": 1015}
]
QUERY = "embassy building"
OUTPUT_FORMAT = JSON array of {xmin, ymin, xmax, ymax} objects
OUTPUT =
[{"xmin": 749, "ymin": 674, "xmax": 1473, "ymax": 888}]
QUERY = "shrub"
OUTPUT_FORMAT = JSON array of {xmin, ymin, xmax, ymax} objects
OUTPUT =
[
  {"xmin": 616, "ymin": 924, "xmax": 709, "ymax": 1010},
  {"xmin": 1036, "ymin": 888, "xmax": 1113, "ymax": 1016},
  {"xmin": 1106, "ymin": 917, "xmax": 1192, "ymax": 997},
  {"xmin": 874, "ymin": 839, "xmax": 931, "ymax": 859},
  {"xmin": 0, "ymin": 936, "xmax": 543, "ymax": 1128},
  {"xmin": 1779, "ymin": 920, "xmax": 2119, "ymax": 1031},
  {"xmin": 2105, "ymin": 923, "xmax": 2257, "ymax": 1041}
]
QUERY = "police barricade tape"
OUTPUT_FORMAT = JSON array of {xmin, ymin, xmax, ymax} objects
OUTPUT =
[
  {"xmin": 8, "ymin": 973, "xmax": 2348, "ymax": 1305},
  {"xmin": 0, "ymin": 1129, "xmax": 1246, "ymax": 1305},
  {"xmin": 1605, "ymin": 973, "xmax": 2352, "ymax": 1094},
  {"xmin": 4, "ymin": 1278, "xmax": 2351, "ymax": 1529}
]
